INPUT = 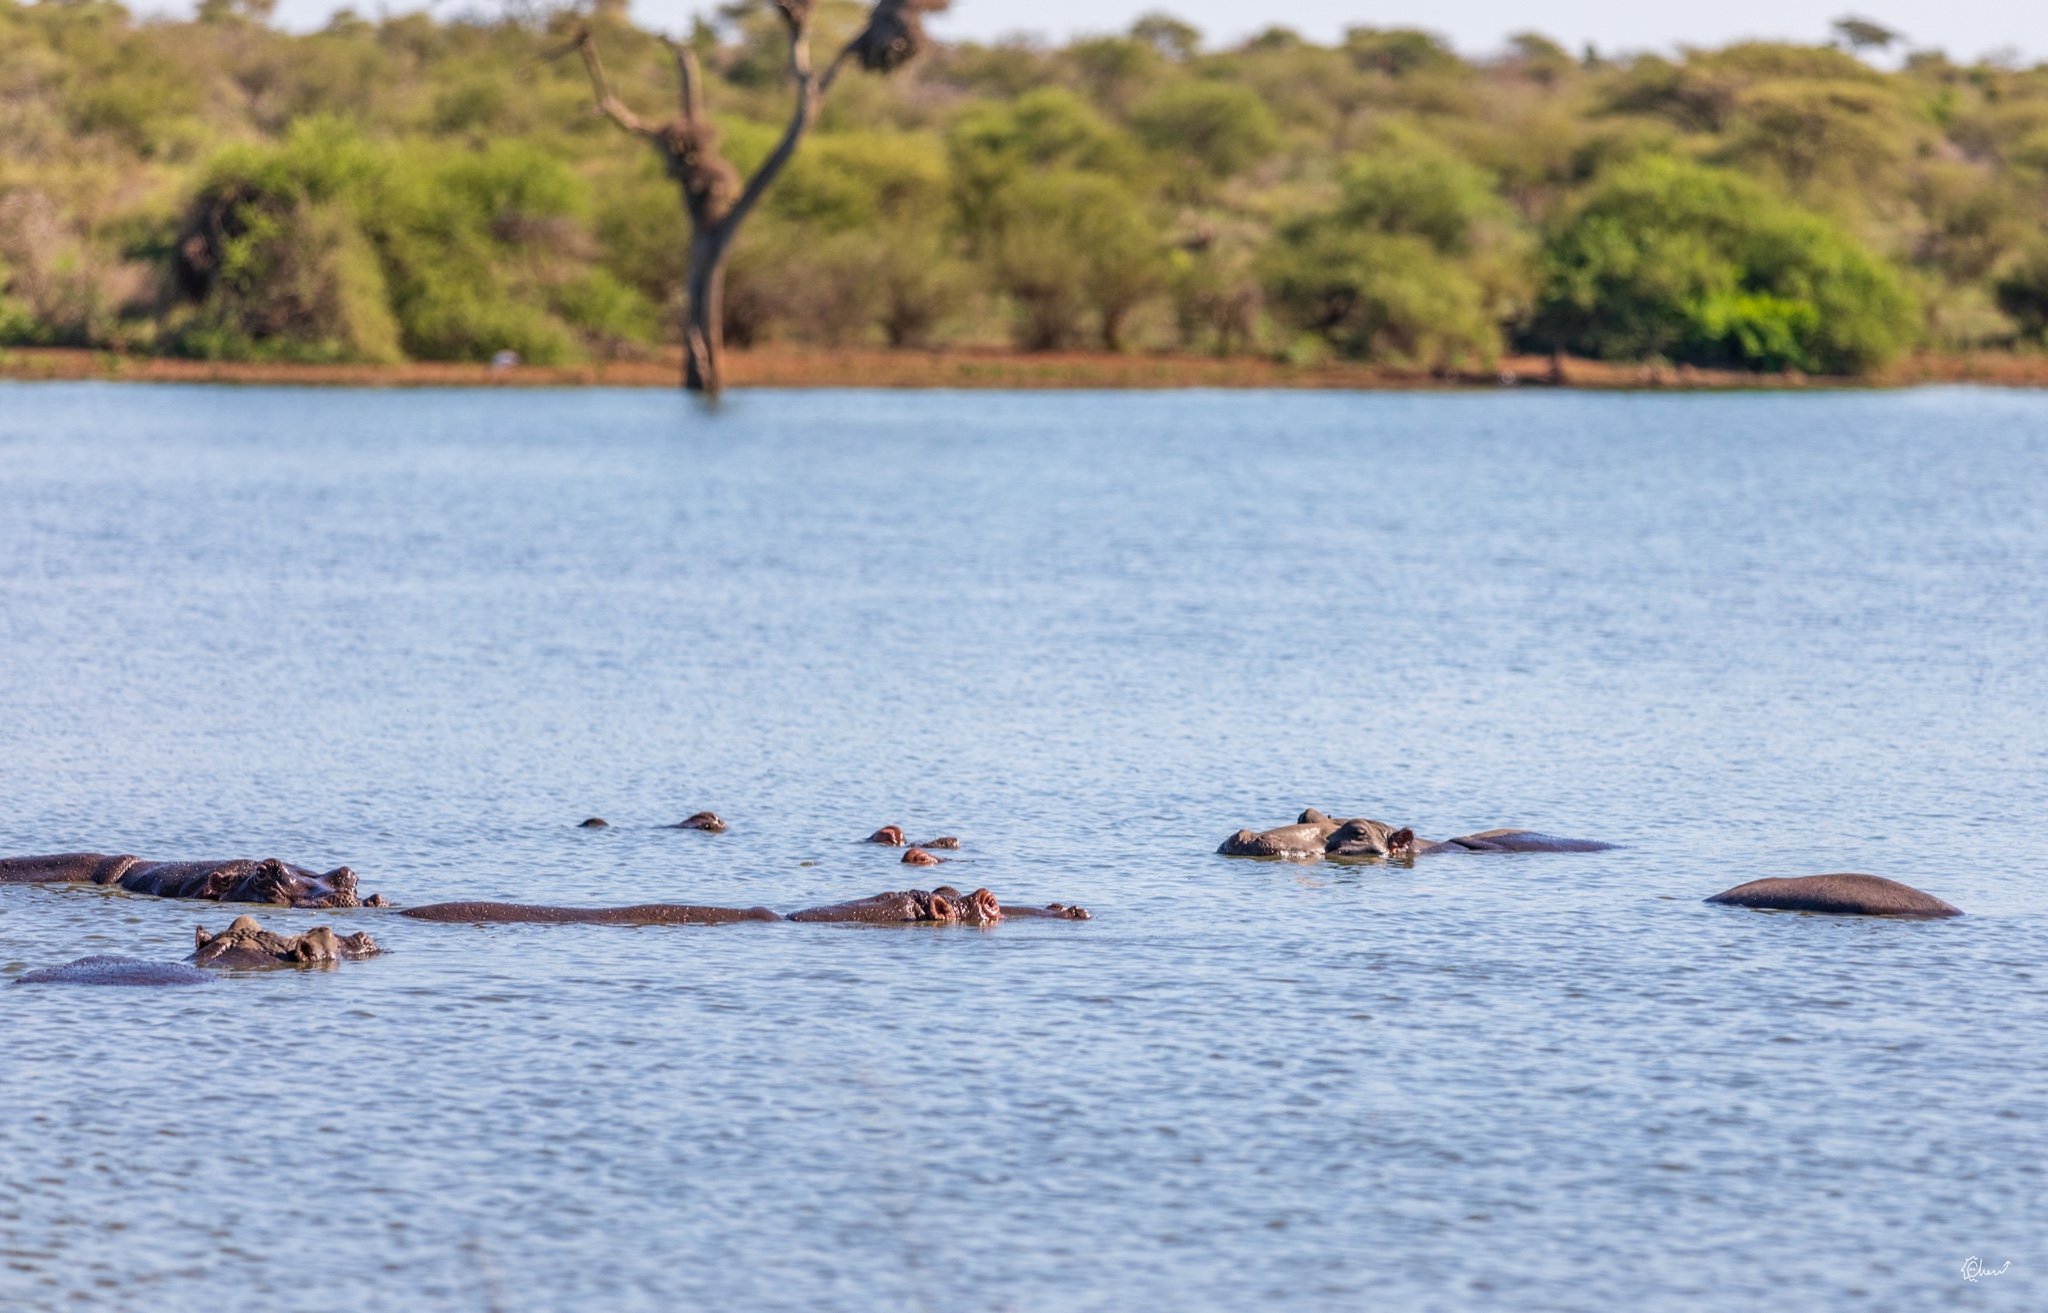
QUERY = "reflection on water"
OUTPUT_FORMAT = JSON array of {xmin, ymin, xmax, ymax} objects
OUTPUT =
[{"xmin": 2, "ymin": 383, "xmax": 2044, "ymax": 1310}]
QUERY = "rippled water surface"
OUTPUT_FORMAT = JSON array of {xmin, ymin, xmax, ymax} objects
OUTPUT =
[{"xmin": 2, "ymin": 383, "xmax": 2045, "ymax": 1311}]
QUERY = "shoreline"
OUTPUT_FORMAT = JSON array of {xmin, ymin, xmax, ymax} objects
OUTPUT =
[{"xmin": 3, "ymin": 346, "xmax": 2045, "ymax": 391}]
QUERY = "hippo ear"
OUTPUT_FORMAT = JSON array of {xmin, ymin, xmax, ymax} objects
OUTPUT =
[
  {"xmin": 195, "ymin": 926, "xmax": 213, "ymax": 948},
  {"xmin": 1388, "ymin": 828, "xmax": 1415, "ymax": 852},
  {"xmin": 1299, "ymin": 809, "xmax": 1331, "ymax": 826}
]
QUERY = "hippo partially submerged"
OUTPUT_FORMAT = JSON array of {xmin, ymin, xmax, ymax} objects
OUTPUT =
[
  {"xmin": 1706, "ymin": 874, "xmax": 1962, "ymax": 919},
  {"xmin": 191, "ymin": 915, "xmax": 384, "ymax": 968},
  {"xmin": 402, "ymin": 886, "xmax": 1089, "ymax": 925},
  {"xmin": 0, "ymin": 853, "xmax": 384, "ymax": 908},
  {"xmin": 865, "ymin": 827, "xmax": 960, "ymax": 850},
  {"xmin": 402, "ymin": 901, "xmax": 781, "ymax": 925},
  {"xmin": 13, "ymin": 955, "xmax": 215, "ymax": 987},
  {"xmin": 1219, "ymin": 810, "xmax": 1614, "ymax": 859}
]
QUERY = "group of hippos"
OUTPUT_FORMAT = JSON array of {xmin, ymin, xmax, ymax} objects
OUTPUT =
[
  {"xmin": 3, "ymin": 803, "xmax": 1960, "ymax": 987},
  {"xmin": 1220, "ymin": 808, "xmax": 1962, "ymax": 915}
]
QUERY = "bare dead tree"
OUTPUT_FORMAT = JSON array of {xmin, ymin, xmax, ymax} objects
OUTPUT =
[{"xmin": 566, "ymin": 0, "xmax": 938, "ymax": 394}]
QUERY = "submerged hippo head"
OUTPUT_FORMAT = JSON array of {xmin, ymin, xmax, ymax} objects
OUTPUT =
[
  {"xmin": 579, "ymin": 818, "xmax": 610, "ymax": 829},
  {"xmin": 787, "ymin": 886, "xmax": 1002, "ymax": 924},
  {"xmin": 191, "ymin": 915, "xmax": 382, "ymax": 969},
  {"xmin": 902, "ymin": 847, "xmax": 945, "ymax": 866},
  {"xmin": 865, "ymin": 826, "xmax": 906, "ymax": 846},
  {"xmin": 925, "ymin": 886, "xmax": 1002, "ymax": 924},
  {"xmin": 110, "ymin": 858, "xmax": 380, "ymax": 908},
  {"xmin": 1219, "ymin": 809, "xmax": 1348, "ymax": 858},
  {"xmin": 669, "ymin": 812, "xmax": 727, "ymax": 832},
  {"xmin": 1324, "ymin": 820, "xmax": 1417, "ymax": 859}
]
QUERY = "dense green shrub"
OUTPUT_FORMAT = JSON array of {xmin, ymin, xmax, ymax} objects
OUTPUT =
[
  {"xmin": 1263, "ymin": 149, "xmax": 1526, "ymax": 366},
  {"xmin": 1529, "ymin": 158, "xmax": 1917, "ymax": 372},
  {"xmin": 167, "ymin": 122, "xmax": 656, "ymax": 362},
  {"xmin": 1129, "ymin": 81, "xmax": 1277, "ymax": 178}
]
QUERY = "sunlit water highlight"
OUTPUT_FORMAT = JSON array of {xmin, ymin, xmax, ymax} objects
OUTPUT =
[{"xmin": 1, "ymin": 383, "xmax": 2044, "ymax": 1310}]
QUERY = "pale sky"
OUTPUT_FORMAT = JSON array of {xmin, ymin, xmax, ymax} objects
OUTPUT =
[{"xmin": 232, "ymin": 0, "xmax": 2048, "ymax": 64}]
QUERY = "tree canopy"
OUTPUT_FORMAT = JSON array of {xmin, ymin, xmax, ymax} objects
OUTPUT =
[{"xmin": 3, "ymin": 0, "xmax": 2046, "ymax": 371}]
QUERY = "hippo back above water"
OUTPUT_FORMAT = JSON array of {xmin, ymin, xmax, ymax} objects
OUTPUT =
[
  {"xmin": 1416, "ymin": 830, "xmax": 1617, "ymax": 854},
  {"xmin": 1706, "ymin": 874, "xmax": 1961, "ymax": 918},
  {"xmin": 13, "ymin": 955, "xmax": 215, "ymax": 987}
]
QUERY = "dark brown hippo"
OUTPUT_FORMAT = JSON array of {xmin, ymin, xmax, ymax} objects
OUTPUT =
[
  {"xmin": 579, "ymin": 818, "xmax": 610, "ymax": 828},
  {"xmin": 667, "ymin": 812, "xmax": 727, "ymax": 832},
  {"xmin": 1218, "ymin": 809, "xmax": 1351, "ymax": 857},
  {"xmin": 402, "ymin": 901, "xmax": 781, "ymax": 924},
  {"xmin": 1412, "ymin": 830, "xmax": 1616, "ymax": 854},
  {"xmin": 0, "ymin": 853, "xmax": 385, "ymax": 908},
  {"xmin": 1219, "ymin": 810, "xmax": 1613, "ymax": 859},
  {"xmin": 788, "ymin": 886, "xmax": 1088, "ymax": 924},
  {"xmin": 902, "ymin": 847, "xmax": 946, "ymax": 866},
  {"xmin": 402, "ymin": 886, "xmax": 1089, "ymax": 926},
  {"xmin": 13, "ymin": 956, "xmax": 215, "ymax": 987},
  {"xmin": 1706, "ymin": 874, "xmax": 1962, "ymax": 918},
  {"xmin": 865, "ymin": 827, "xmax": 961, "ymax": 849},
  {"xmin": 190, "ymin": 915, "xmax": 383, "ymax": 968}
]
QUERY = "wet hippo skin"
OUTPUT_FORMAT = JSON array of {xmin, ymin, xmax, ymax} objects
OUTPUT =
[
  {"xmin": 1218, "ymin": 809, "xmax": 1350, "ymax": 857},
  {"xmin": 404, "ymin": 887, "xmax": 1089, "ymax": 926},
  {"xmin": 1414, "ymin": 830, "xmax": 1617, "ymax": 854},
  {"xmin": 667, "ymin": 812, "xmax": 727, "ymax": 832},
  {"xmin": 0, "ymin": 853, "xmax": 385, "ymax": 908},
  {"xmin": 190, "ymin": 916, "xmax": 382, "ymax": 968},
  {"xmin": 865, "ymin": 827, "xmax": 960, "ymax": 849},
  {"xmin": 402, "ymin": 901, "xmax": 782, "ymax": 925},
  {"xmin": 13, "ymin": 956, "xmax": 215, "ymax": 987},
  {"xmin": 1219, "ymin": 811, "xmax": 1614, "ymax": 858},
  {"xmin": 788, "ymin": 886, "xmax": 1089, "ymax": 924},
  {"xmin": 1706, "ymin": 874, "xmax": 1962, "ymax": 918}
]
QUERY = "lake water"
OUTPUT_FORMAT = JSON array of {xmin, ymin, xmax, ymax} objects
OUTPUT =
[{"xmin": 1, "ymin": 383, "xmax": 2044, "ymax": 1311}]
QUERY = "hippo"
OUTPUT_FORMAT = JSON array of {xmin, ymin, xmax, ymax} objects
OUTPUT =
[
  {"xmin": 13, "ymin": 955, "xmax": 215, "ymax": 987},
  {"xmin": 579, "ymin": 818, "xmax": 609, "ymax": 828},
  {"xmin": 668, "ymin": 812, "xmax": 727, "ymax": 832},
  {"xmin": 1706, "ymin": 874, "xmax": 1962, "ymax": 918},
  {"xmin": 902, "ymin": 847, "xmax": 945, "ymax": 866},
  {"xmin": 1414, "ymin": 830, "xmax": 1617, "ymax": 854},
  {"xmin": 789, "ymin": 886, "xmax": 1088, "ymax": 923},
  {"xmin": 1219, "ymin": 810, "xmax": 1614, "ymax": 859},
  {"xmin": 190, "ymin": 915, "xmax": 383, "ymax": 968},
  {"xmin": 0, "ymin": 853, "xmax": 385, "ymax": 908},
  {"xmin": 402, "ymin": 901, "xmax": 781, "ymax": 925},
  {"xmin": 865, "ymin": 827, "xmax": 961, "ymax": 849},
  {"xmin": 402, "ymin": 887, "xmax": 1089, "ymax": 926}
]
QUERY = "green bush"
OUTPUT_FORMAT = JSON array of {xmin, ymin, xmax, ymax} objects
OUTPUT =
[
  {"xmin": 1529, "ymin": 157, "xmax": 1917, "ymax": 372},
  {"xmin": 167, "ymin": 122, "xmax": 659, "ymax": 363},
  {"xmin": 1129, "ymin": 81, "xmax": 1278, "ymax": 178},
  {"xmin": 1263, "ymin": 147, "xmax": 1523, "ymax": 367}
]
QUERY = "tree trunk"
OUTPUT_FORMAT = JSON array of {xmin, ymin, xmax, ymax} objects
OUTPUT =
[
  {"xmin": 684, "ymin": 228, "xmax": 728, "ymax": 394},
  {"xmin": 571, "ymin": 2, "xmax": 938, "ymax": 396}
]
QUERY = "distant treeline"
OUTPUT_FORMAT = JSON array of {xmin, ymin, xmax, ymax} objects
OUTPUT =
[{"xmin": 5, "ymin": 0, "xmax": 2048, "ymax": 372}]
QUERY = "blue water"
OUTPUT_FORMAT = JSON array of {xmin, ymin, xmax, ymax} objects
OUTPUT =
[{"xmin": 1, "ymin": 383, "xmax": 2044, "ymax": 1311}]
